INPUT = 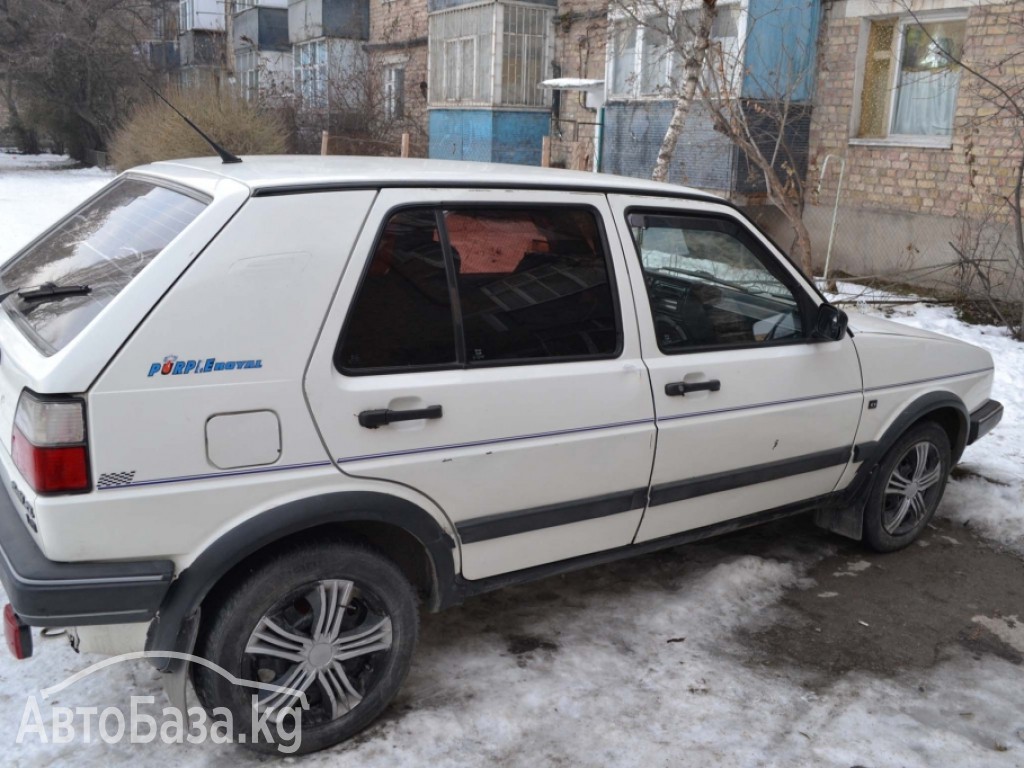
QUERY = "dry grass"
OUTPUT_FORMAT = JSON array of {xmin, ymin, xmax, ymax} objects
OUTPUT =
[{"xmin": 109, "ymin": 85, "xmax": 288, "ymax": 171}]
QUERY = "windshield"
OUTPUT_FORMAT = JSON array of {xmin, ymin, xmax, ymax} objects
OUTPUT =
[{"xmin": 0, "ymin": 177, "xmax": 207, "ymax": 353}]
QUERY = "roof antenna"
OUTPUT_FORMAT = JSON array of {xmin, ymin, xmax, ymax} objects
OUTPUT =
[{"xmin": 140, "ymin": 79, "xmax": 242, "ymax": 164}]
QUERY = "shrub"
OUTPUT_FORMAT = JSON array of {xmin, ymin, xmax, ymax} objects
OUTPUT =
[{"xmin": 109, "ymin": 85, "xmax": 288, "ymax": 172}]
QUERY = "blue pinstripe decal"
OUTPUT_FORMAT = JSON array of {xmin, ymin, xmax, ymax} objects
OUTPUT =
[
  {"xmin": 863, "ymin": 367, "xmax": 993, "ymax": 393},
  {"xmin": 96, "ymin": 460, "xmax": 334, "ymax": 491},
  {"xmin": 96, "ymin": 368, "xmax": 989, "ymax": 489},
  {"xmin": 337, "ymin": 418, "xmax": 656, "ymax": 464},
  {"xmin": 656, "ymin": 389, "xmax": 863, "ymax": 424}
]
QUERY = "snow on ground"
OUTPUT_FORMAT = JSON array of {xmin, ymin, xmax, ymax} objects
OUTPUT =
[
  {"xmin": 830, "ymin": 281, "xmax": 1024, "ymax": 552},
  {"xmin": 0, "ymin": 156, "xmax": 1022, "ymax": 766},
  {"xmin": 0, "ymin": 153, "xmax": 112, "ymax": 257}
]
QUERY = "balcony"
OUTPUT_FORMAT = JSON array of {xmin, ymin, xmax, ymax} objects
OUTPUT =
[
  {"xmin": 233, "ymin": 6, "xmax": 290, "ymax": 52},
  {"xmin": 288, "ymin": 0, "xmax": 368, "ymax": 43}
]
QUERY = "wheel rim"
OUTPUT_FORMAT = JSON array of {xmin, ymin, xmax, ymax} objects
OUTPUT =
[
  {"xmin": 881, "ymin": 440, "xmax": 944, "ymax": 536},
  {"xmin": 243, "ymin": 579, "xmax": 393, "ymax": 725}
]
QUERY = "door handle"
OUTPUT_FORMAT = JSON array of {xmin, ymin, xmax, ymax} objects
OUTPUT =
[
  {"xmin": 665, "ymin": 379, "xmax": 721, "ymax": 397},
  {"xmin": 358, "ymin": 405, "xmax": 443, "ymax": 429}
]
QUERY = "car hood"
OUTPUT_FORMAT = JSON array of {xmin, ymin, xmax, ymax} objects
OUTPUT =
[
  {"xmin": 846, "ymin": 311, "xmax": 952, "ymax": 342},
  {"xmin": 845, "ymin": 310, "xmax": 994, "ymax": 398}
]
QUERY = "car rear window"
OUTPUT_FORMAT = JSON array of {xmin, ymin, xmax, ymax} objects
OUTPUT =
[{"xmin": 0, "ymin": 177, "xmax": 207, "ymax": 353}]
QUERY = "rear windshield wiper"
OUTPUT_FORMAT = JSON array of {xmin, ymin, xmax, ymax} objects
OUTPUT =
[{"xmin": 2, "ymin": 282, "xmax": 92, "ymax": 303}]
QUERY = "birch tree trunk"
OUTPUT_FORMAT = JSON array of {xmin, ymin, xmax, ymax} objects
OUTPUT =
[{"xmin": 651, "ymin": 0, "xmax": 717, "ymax": 183}]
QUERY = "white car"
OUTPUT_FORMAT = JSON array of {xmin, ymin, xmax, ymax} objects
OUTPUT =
[{"xmin": 0, "ymin": 156, "xmax": 1003, "ymax": 753}]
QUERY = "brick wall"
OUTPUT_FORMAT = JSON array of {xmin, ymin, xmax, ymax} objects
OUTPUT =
[
  {"xmin": 797, "ymin": 0, "xmax": 1024, "ymax": 294},
  {"xmin": 549, "ymin": 0, "xmax": 607, "ymax": 168},
  {"xmin": 368, "ymin": 0, "xmax": 431, "ymax": 156},
  {"xmin": 811, "ymin": 0, "xmax": 1024, "ymax": 221}
]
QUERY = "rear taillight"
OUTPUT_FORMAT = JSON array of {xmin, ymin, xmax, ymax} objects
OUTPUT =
[
  {"xmin": 11, "ymin": 390, "xmax": 90, "ymax": 494},
  {"xmin": 4, "ymin": 604, "xmax": 32, "ymax": 660}
]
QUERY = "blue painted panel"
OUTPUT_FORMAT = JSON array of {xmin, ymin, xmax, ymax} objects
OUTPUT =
[
  {"xmin": 490, "ymin": 112, "xmax": 548, "ymax": 165},
  {"xmin": 429, "ymin": 109, "xmax": 549, "ymax": 166},
  {"xmin": 742, "ymin": 0, "xmax": 819, "ymax": 102}
]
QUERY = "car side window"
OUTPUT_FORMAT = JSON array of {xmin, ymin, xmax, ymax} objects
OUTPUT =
[
  {"xmin": 336, "ymin": 209, "xmax": 457, "ymax": 371},
  {"xmin": 627, "ymin": 212, "xmax": 805, "ymax": 353},
  {"xmin": 337, "ymin": 205, "xmax": 620, "ymax": 373},
  {"xmin": 445, "ymin": 208, "xmax": 619, "ymax": 363}
]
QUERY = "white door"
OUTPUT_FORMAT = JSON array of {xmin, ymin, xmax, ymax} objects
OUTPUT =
[
  {"xmin": 305, "ymin": 189, "xmax": 655, "ymax": 579},
  {"xmin": 608, "ymin": 196, "xmax": 864, "ymax": 542}
]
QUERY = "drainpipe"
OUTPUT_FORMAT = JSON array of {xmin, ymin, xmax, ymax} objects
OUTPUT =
[{"xmin": 816, "ymin": 154, "xmax": 846, "ymax": 290}]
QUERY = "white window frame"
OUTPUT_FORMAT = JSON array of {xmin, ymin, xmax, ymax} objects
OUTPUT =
[
  {"xmin": 443, "ymin": 36, "xmax": 477, "ymax": 102},
  {"xmin": 607, "ymin": 0, "xmax": 745, "ymax": 101},
  {"xmin": 384, "ymin": 66, "xmax": 405, "ymax": 119},
  {"xmin": 179, "ymin": 0, "xmax": 193, "ymax": 31},
  {"xmin": 849, "ymin": 10, "xmax": 968, "ymax": 149},
  {"xmin": 237, "ymin": 49, "xmax": 260, "ymax": 101},
  {"xmin": 294, "ymin": 39, "xmax": 328, "ymax": 110}
]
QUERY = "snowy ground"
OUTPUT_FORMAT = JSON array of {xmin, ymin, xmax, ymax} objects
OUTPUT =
[{"xmin": 0, "ymin": 154, "xmax": 1021, "ymax": 767}]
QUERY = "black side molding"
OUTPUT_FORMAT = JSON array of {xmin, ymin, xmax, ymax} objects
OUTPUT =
[
  {"xmin": 0, "ymin": 482, "xmax": 173, "ymax": 627},
  {"xmin": 650, "ymin": 446, "xmax": 855, "ymax": 507},
  {"xmin": 457, "ymin": 489, "xmax": 647, "ymax": 544},
  {"xmin": 447, "ymin": 494, "xmax": 836, "ymax": 606},
  {"xmin": 968, "ymin": 399, "xmax": 1003, "ymax": 444}
]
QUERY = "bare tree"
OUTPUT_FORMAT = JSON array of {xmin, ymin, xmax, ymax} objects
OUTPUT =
[
  {"xmin": 274, "ymin": 47, "xmax": 426, "ymax": 157},
  {"xmin": 0, "ymin": 0, "xmax": 160, "ymax": 157},
  {"xmin": 609, "ymin": 0, "xmax": 818, "ymax": 274}
]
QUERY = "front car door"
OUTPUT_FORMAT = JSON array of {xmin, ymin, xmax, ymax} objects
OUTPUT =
[
  {"xmin": 306, "ymin": 188, "xmax": 656, "ymax": 579},
  {"xmin": 608, "ymin": 195, "xmax": 864, "ymax": 542}
]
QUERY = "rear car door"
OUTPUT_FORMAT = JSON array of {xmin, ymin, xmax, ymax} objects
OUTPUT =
[
  {"xmin": 305, "ymin": 188, "xmax": 655, "ymax": 579},
  {"xmin": 608, "ymin": 195, "xmax": 864, "ymax": 542}
]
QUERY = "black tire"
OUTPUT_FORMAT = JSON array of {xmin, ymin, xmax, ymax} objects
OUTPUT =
[
  {"xmin": 863, "ymin": 421, "xmax": 951, "ymax": 553},
  {"xmin": 193, "ymin": 541, "xmax": 418, "ymax": 755}
]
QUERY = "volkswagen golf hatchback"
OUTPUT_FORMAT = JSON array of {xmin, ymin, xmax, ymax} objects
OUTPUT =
[{"xmin": 0, "ymin": 156, "xmax": 1003, "ymax": 753}]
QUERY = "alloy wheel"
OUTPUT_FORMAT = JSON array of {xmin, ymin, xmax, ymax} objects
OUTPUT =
[
  {"xmin": 243, "ymin": 579, "xmax": 393, "ymax": 724},
  {"xmin": 881, "ymin": 440, "xmax": 944, "ymax": 536}
]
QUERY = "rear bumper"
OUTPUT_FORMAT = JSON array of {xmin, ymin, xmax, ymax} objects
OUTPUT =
[
  {"xmin": 0, "ymin": 481, "xmax": 174, "ymax": 627},
  {"xmin": 968, "ymin": 399, "xmax": 1003, "ymax": 445}
]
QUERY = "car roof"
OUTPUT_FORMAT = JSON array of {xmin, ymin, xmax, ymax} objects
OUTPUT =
[{"xmin": 135, "ymin": 155, "xmax": 722, "ymax": 201}]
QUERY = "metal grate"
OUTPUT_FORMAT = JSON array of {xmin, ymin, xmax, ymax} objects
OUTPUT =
[{"xmin": 500, "ymin": 4, "xmax": 550, "ymax": 107}]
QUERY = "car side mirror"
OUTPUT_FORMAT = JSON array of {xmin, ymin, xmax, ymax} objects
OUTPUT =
[{"xmin": 812, "ymin": 304, "xmax": 848, "ymax": 342}]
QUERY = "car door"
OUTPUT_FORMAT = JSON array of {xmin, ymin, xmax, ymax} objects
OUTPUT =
[
  {"xmin": 607, "ymin": 195, "xmax": 864, "ymax": 543},
  {"xmin": 305, "ymin": 188, "xmax": 656, "ymax": 580}
]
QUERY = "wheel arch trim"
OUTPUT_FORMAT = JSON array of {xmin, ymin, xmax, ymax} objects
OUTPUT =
[
  {"xmin": 145, "ymin": 491, "xmax": 457, "ymax": 671},
  {"xmin": 819, "ymin": 390, "xmax": 968, "ymax": 541},
  {"xmin": 848, "ymin": 390, "xmax": 968, "ymax": 500}
]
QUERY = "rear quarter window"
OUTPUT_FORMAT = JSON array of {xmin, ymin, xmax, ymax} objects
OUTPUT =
[{"xmin": 0, "ymin": 177, "xmax": 207, "ymax": 354}]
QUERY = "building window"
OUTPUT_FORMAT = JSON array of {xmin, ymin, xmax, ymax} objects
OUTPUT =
[
  {"xmin": 235, "ymin": 0, "xmax": 255, "ymax": 10},
  {"xmin": 237, "ymin": 50, "xmax": 259, "ymax": 101},
  {"xmin": 428, "ymin": 4, "xmax": 493, "ymax": 106},
  {"xmin": 609, "ymin": 5, "xmax": 742, "ymax": 99},
  {"xmin": 500, "ymin": 5, "xmax": 549, "ymax": 107},
  {"xmin": 443, "ymin": 37, "xmax": 477, "ymax": 102},
  {"xmin": 179, "ymin": 0, "xmax": 192, "ymax": 31},
  {"xmin": 384, "ymin": 67, "xmax": 405, "ymax": 119},
  {"xmin": 857, "ymin": 17, "xmax": 965, "ymax": 140},
  {"xmin": 294, "ymin": 39, "xmax": 328, "ymax": 109}
]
